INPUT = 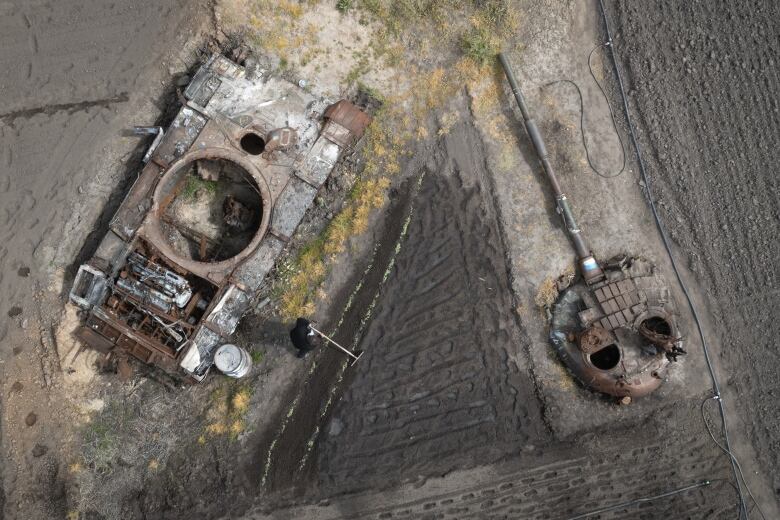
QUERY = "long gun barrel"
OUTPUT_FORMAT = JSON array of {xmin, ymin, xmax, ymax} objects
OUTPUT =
[{"xmin": 498, "ymin": 53, "xmax": 604, "ymax": 284}]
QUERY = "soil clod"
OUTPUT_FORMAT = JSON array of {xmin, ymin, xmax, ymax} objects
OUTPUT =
[{"xmin": 32, "ymin": 444, "xmax": 48, "ymax": 458}]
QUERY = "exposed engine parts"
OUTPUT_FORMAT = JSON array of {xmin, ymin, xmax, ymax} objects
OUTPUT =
[
  {"xmin": 69, "ymin": 53, "xmax": 371, "ymax": 381},
  {"xmin": 127, "ymin": 252, "xmax": 193, "ymax": 309}
]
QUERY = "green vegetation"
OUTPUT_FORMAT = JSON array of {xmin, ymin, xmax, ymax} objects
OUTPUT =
[
  {"xmin": 250, "ymin": 349, "xmax": 264, "ymax": 364},
  {"xmin": 181, "ymin": 175, "xmax": 218, "ymax": 200},
  {"xmin": 357, "ymin": 81, "xmax": 386, "ymax": 103},
  {"xmin": 462, "ymin": 27, "xmax": 498, "ymax": 65},
  {"xmin": 81, "ymin": 401, "xmax": 132, "ymax": 475},
  {"xmin": 345, "ymin": 52, "xmax": 372, "ymax": 86},
  {"xmin": 358, "ymin": 0, "xmax": 457, "ymax": 33},
  {"xmin": 336, "ymin": 0, "xmax": 353, "ymax": 13},
  {"xmin": 83, "ymin": 419, "xmax": 118, "ymax": 474},
  {"xmin": 356, "ymin": 0, "xmax": 514, "ymax": 42}
]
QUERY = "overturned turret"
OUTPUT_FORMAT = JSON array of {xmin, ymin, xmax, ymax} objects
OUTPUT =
[{"xmin": 499, "ymin": 54, "xmax": 684, "ymax": 400}]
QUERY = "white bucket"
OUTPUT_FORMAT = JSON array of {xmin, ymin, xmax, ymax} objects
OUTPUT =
[{"xmin": 213, "ymin": 344, "xmax": 252, "ymax": 378}]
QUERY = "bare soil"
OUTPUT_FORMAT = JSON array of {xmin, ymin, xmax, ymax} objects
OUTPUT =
[
  {"xmin": 250, "ymin": 169, "xmax": 421, "ymax": 502},
  {"xmin": 318, "ymin": 109, "xmax": 546, "ymax": 495},
  {"xmin": 1, "ymin": 0, "xmax": 778, "ymax": 519},
  {"xmin": 607, "ymin": 0, "xmax": 780, "ymax": 510},
  {"xmin": 244, "ymin": 86, "xmax": 739, "ymax": 517},
  {"xmin": 0, "ymin": 1, "xmax": 213, "ymax": 518}
]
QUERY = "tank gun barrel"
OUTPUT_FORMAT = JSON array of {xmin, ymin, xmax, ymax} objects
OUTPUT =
[{"xmin": 498, "ymin": 53, "xmax": 604, "ymax": 284}]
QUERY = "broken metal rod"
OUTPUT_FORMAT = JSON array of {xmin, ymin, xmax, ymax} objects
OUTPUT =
[
  {"xmin": 133, "ymin": 126, "xmax": 165, "ymax": 163},
  {"xmin": 308, "ymin": 326, "xmax": 363, "ymax": 363},
  {"xmin": 498, "ymin": 53, "xmax": 604, "ymax": 284}
]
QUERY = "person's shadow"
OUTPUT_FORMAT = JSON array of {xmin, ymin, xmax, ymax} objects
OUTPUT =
[{"xmin": 236, "ymin": 317, "xmax": 299, "ymax": 357}]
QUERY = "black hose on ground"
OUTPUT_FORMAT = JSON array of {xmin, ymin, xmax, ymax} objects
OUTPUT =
[
  {"xmin": 542, "ymin": 43, "xmax": 627, "ymax": 179},
  {"xmin": 595, "ymin": 1, "xmax": 760, "ymax": 518},
  {"xmin": 566, "ymin": 480, "xmax": 713, "ymax": 520}
]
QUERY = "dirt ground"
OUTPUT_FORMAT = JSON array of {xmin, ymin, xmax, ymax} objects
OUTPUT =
[
  {"xmin": 0, "ymin": 1, "xmax": 213, "ymax": 517},
  {"xmin": 1, "ymin": 0, "xmax": 778, "ymax": 519},
  {"xmin": 606, "ymin": 0, "xmax": 780, "ymax": 508},
  {"xmin": 317, "ymin": 107, "xmax": 546, "ymax": 495}
]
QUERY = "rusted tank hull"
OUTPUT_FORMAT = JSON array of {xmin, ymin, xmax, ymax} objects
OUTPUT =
[{"xmin": 70, "ymin": 54, "xmax": 371, "ymax": 381}]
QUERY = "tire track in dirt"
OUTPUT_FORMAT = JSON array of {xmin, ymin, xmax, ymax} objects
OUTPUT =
[
  {"xmin": 0, "ymin": 0, "xmax": 193, "ymax": 344},
  {"xmin": 318, "ymin": 118, "xmax": 546, "ymax": 495},
  {"xmin": 251, "ymin": 426, "xmax": 733, "ymax": 520},
  {"xmin": 251, "ymin": 172, "xmax": 424, "ymax": 499}
]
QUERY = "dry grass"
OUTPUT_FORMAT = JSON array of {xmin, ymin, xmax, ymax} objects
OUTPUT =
[
  {"xmin": 204, "ymin": 384, "xmax": 253, "ymax": 441},
  {"xmin": 75, "ymin": 391, "xmax": 193, "ymax": 517},
  {"xmin": 534, "ymin": 276, "xmax": 559, "ymax": 309},
  {"xmin": 239, "ymin": 0, "xmax": 321, "ymax": 66},
  {"xmin": 219, "ymin": 0, "xmax": 524, "ymax": 320},
  {"xmin": 232, "ymin": 387, "xmax": 251, "ymax": 413},
  {"xmin": 534, "ymin": 265, "xmax": 576, "ymax": 309}
]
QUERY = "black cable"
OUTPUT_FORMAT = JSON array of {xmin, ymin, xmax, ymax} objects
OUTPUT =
[
  {"xmin": 543, "ymin": 44, "xmax": 627, "ymax": 179},
  {"xmin": 595, "ymin": 0, "xmax": 752, "ymax": 518},
  {"xmin": 701, "ymin": 398, "xmax": 768, "ymax": 520},
  {"xmin": 565, "ymin": 480, "xmax": 712, "ymax": 520},
  {"xmin": 709, "ymin": 477, "xmax": 744, "ymax": 500}
]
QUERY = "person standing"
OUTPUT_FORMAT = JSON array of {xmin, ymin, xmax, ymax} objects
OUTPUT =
[{"xmin": 290, "ymin": 317, "xmax": 317, "ymax": 358}]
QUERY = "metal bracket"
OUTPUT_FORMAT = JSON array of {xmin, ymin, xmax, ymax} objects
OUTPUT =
[{"xmin": 133, "ymin": 126, "xmax": 165, "ymax": 163}]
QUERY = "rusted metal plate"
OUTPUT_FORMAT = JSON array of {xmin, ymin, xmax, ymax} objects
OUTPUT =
[
  {"xmin": 139, "ymin": 147, "xmax": 273, "ymax": 285},
  {"xmin": 75, "ymin": 326, "xmax": 114, "ymax": 354},
  {"xmin": 322, "ymin": 100, "xmax": 371, "ymax": 147},
  {"xmin": 110, "ymin": 162, "xmax": 162, "ymax": 241},
  {"xmin": 577, "ymin": 326, "xmax": 612, "ymax": 354}
]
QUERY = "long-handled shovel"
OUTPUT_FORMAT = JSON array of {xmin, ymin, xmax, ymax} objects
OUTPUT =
[{"xmin": 308, "ymin": 326, "xmax": 364, "ymax": 365}]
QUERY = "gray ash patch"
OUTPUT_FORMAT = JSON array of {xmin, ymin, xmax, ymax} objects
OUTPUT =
[{"xmin": 319, "ymin": 156, "xmax": 545, "ymax": 493}]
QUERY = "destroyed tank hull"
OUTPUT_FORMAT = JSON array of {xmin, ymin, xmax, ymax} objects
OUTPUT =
[{"xmin": 69, "ymin": 54, "xmax": 370, "ymax": 381}]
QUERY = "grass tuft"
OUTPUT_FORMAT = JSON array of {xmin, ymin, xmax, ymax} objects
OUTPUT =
[
  {"xmin": 181, "ymin": 175, "xmax": 218, "ymax": 200},
  {"xmin": 462, "ymin": 27, "xmax": 497, "ymax": 66},
  {"xmin": 534, "ymin": 277, "xmax": 559, "ymax": 309},
  {"xmin": 250, "ymin": 349, "xmax": 264, "ymax": 364},
  {"xmin": 203, "ymin": 383, "xmax": 254, "ymax": 441}
]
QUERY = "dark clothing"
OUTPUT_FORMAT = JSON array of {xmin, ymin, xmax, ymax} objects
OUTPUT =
[{"xmin": 290, "ymin": 318, "xmax": 316, "ymax": 357}]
